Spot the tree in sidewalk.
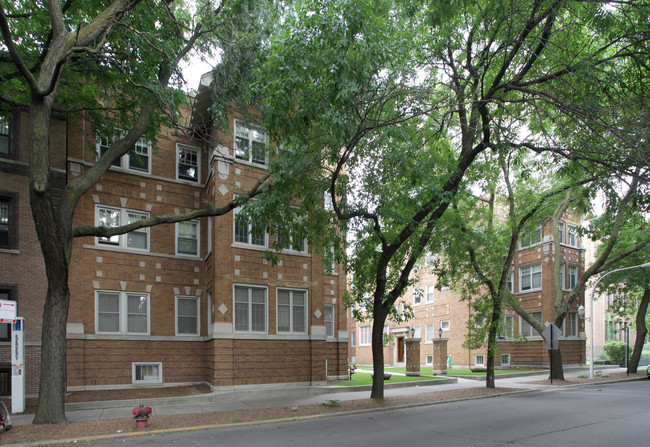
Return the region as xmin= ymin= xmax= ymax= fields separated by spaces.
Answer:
xmin=0 ymin=0 xmax=280 ymax=424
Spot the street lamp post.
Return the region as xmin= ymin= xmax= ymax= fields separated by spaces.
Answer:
xmin=580 ymin=262 xmax=650 ymax=380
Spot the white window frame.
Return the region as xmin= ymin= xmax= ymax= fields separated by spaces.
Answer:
xmin=567 ymin=224 xmax=578 ymax=247
xmin=97 ymin=132 xmax=152 ymax=174
xmin=425 ymin=355 xmax=433 ymax=365
xmin=425 ymin=283 xmax=434 ymax=304
xmin=440 ymin=320 xmax=450 ymax=331
xmin=324 ymin=304 xmax=335 ymax=338
xmin=359 ymin=326 xmax=371 ymax=346
xmin=276 ymin=224 xmax=308 ymax=254
xmin=507 ymin=270 xmax=514 ymax=292
xmin=425 ymin=323 xmax=434 ymax=343
xmin=234 ymin=120 xmax=268 ymax=166
xmin=96 ymin=206 xmax=150 ymax=251
xmin=519 ymin=311 xmax=542 ymax=338
xmin=413 ymin=286 xmax=421 ymax=305
xmin=176 ymin=220 xmax=200 ymax=257
xmin=564 ymin=311 xmax=579 ymax=337
xmin=474 ymin=354 xmax=485 ymax=366
xmin=557 ymin=221 xmax=565 ymax=243
xmin=519 ymin=263 xmax=542 ymax=292
xmin=519 ymin=225 xmax=542 ymax=249
xmin=233 ymin=206 xmax=267 ymax=248
xmin=132 ymin=362 xmax=162 ymax=384
xmin=413 ymin=324 xmax=421 ymax=339
xmin=499 ymin=315 xmax=514 ymax=340
xmin=95 ymin=291 xmax=150 ymax=335
xmin=175 ymin=295 xmax=200 ymax=336
xmin=276 ymin=288 xmax=308 ymax=334
xmin=350 ymin=331 xmax=356 ymax=348
xmin=567 ymin=264 xmax=578 ymax=290
xmin=500 ymin=354 xmax=511 ymax=366
xmin=234 ymin=285 xmax=268 ymax=333
xmin=176 ymin=143 xmax=201 ymax=183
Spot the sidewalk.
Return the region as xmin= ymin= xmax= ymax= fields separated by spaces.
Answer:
xmin=9 ymin=366 xmax=630 ymax=426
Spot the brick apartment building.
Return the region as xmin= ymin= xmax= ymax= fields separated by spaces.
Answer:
xmin=1 ymin=78 xmax=348 ymax=396
xmin=349 ymin=217 xmax=586 ymax=370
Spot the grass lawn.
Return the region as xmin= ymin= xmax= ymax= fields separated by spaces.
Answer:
xmin=332 ymin=372 xmax=441 ymax=386
xmin=383 ymin=367 xmax=537 ymax=376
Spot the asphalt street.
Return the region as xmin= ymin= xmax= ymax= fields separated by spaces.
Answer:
xmin=79 ymin=381 xmax=650 ymax=447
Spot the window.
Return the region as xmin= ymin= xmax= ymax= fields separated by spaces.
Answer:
xmin=207 ymin=216 xmax=213 ymax=255
xmin=557 ymin=221 xmax=565 ymax=243
xmin=324 ymin=246 xmax=336 ymax=274
xmin=177 ymin=144 xmax=200 ymax=182
xmin=0 ymin=193 xmax=17 ymax=249
xmin=277 ymin=289 xmax=307 ymax=333
xmin=519 ymin=263 xmax=542 ymax=292
xmin=567 ymin=225 xmax=578 ymax=247
xmin=176 ymin=221 xmax=199 ymax=256
xmin=132 ymin=362 xmax=162 ymax=384
xmin=234 ymin=207 xmax=266 ymax=247
xmin=96 ymin=291 xmax=149 ymax=334
xmin=425 ymin=283 xmax=434 ymax=304
xmin=350 ymin=331 xmax=356 ymax=348
xmin=359 ymin=326 xmax=371 ymax=346
xmin=565 ymin=311 xmax=578 ymax=337
xmin=0 ymin=115 xmax=10 ymax=158
xmin=176 ymin=296 xmax=199 ymax=335
xmin=567 ymin=264 xmax=578 ymax=290
xmin=519 ymin=311 xmax=542 ymax=337
xmin=499 ymin=315 xmax=514 ymax=340
xmin=207 ymin=291 xmax=213 ymax=335
xmin=0 ymin=286 xmax=16 ymax=340
xmin=234 ymin=285 xmax=267 ymax=333
xmin=324 ymin=304 xmax=335 ymax=338
xmin=560 ymin=262 xmax=566 ymax=289
xmin=519 ymin=226 xmax=541 ymax=248
xmin=96 ymin=206 xmax=149 ymax=251
xmin=234 ymin=120 xmax=267 ymax=166
xmin=440 ymin=320 xmax=450 ymax=331
xmin=500 ymin=354 xmax=511 ymax=366
xmin=412 ymin=325 xmax=421 ymax=339
xmin=426 ymin=355 xmax=433 ymax=365
xmin=413 ymin=287 xmax=421 ymax=305
xmin=425 ymin=323 xmax=434 ymax=343
xmin=277 ymin=223 xmax=308 ymax=254
xmin=439 ymin=278 xmax=450 ymax=291
xmin=474 ymin=354 xmax=485 ymax=366
xmin=507 ymin=271 xmax=514 ymax=293
xmin=425 ymin=251 xmax=435 ymax=266
xmin=97 ymin=133 xmax=152 ymax=173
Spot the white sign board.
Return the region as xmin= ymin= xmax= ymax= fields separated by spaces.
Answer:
xmin=0 ymin=299 xmax=17 ymax=323
xmin=542 ymin=323 xmax=562 ymax=350
xmin=12 ymin=317 xmax=25 ymax=413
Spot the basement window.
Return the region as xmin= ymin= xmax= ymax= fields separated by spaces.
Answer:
xmin=132 ymin=362 xmax=162 ymax=384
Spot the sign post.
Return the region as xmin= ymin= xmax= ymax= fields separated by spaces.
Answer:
xmin=11 ymin=317 xmax=24 ymax=413
xmin=542 ymin=323 xmax=562 ymax=385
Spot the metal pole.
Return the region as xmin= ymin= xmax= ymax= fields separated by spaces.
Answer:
xmin=625 ymin=323 xmax=629 ymax=377
xmin=588 ymin=262 xmax=650 ymax=380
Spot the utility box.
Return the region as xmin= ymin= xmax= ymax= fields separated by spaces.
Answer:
xmin=11 ymin=317 xmax=24 ymax=413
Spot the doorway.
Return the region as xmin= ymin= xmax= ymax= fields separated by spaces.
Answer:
xmin=396 ymin=336 xmax=405 ymax=363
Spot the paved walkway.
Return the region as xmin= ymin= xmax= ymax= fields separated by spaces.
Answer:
xmin=9 ymin=366 xmax=634 ymax=426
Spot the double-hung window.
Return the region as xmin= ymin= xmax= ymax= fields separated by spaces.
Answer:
xmin=567 ymin=264 xmax=578 ymax=290
xmin=425 ymin=323 xmax=434 ymax=343
xmin=234 ymin=285 xmax=267 ymax=333
xmin=96 ymin=206 xmax=149 ymax=251
xmin=0 ymin=194 xmax=17 ymax=249
xmin=499 ymin=315 xmax=514 ymax=340
xmin=413 ymin=287 xmax=421 ymax=305
xmin=519 ymin=263 xmax=542 ymax=292
xmin=557 ymin=221 xmax=565 ymax=243
xmin=277 ymin=289 xmax=307 ymax=334
xmin=176 ymin=221 xmax=199 ymax=256
xmin=565 ymin=311 xmax=578 ymax=337
xmin=519 ymin=311 xmax=542 ymax=337
xmin=96 ymin=291 xmax=149 ymax=334
xmin=359 ymin=326 xmax=371 ymax=346
xmin=519 ymin=226 xmax=541 ymax=248
xmin=425 ymin=283 xmax=434 ymax=304
xmin=0 ymin=115 xmax=10 ymax=158
xmin=97 ymin=133 xmax=152 ymax=174
xmin=324 ymin=304 xmax=335 ymax=338
xmin=277 ymin=227 xmax=308 ymax=254
xmin=177 ymin=144 xmax=200 ymax=183
xmin=567 ymin=225 xmax=578 ymax=247
xmin=507 ymin=271 xmax=514 ymax=292
xmin=234 ymin=207 xmax=266 ymax=247
xmin=176 ymin=296 xmax=199 ymax=335
xmin=234 ymin=120 xmax=267 ymax=166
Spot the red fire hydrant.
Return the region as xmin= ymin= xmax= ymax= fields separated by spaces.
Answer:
xmin=132 ymin=404 xmax=152 ymax=429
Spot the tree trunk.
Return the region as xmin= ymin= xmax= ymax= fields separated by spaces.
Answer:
xmin=548 ymin=348 xmax=564 ymax=380
xmin=485 ymin=296 xmax=502 ymax=389
xmin=370 ymin=316 xmax=387 ymax=399
xmin=629 ymin=288 xmax=650 ymax=374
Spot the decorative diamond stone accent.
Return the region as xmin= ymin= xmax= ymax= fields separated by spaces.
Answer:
xmin=218 ymin=304 xmax=228 ymax=315
xmin=219 ymin=184 xmax=229 ymax=196
xmin=314 ymin=309 xmax=322 ymax=319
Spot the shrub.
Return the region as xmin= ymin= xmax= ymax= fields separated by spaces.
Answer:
xmin=604 ymin=342 xmax=632 ymax=367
